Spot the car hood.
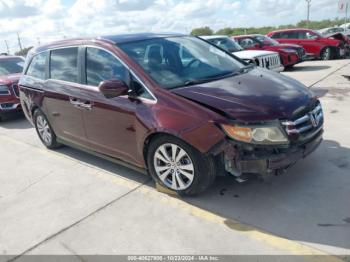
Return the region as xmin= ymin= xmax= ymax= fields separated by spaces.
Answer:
xmin=0 ymin=73 xmax=21 ymax=85
xmin=234 ymin=50 xmax=277 ymax=59
xmin=171 ymin=68 xmax=316 ymax=122
xmin=326 ymin=33 xmax=350 ymax=43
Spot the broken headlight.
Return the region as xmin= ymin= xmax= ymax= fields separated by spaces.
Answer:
xmin=221 ymin=124 xmax=289 ymax=145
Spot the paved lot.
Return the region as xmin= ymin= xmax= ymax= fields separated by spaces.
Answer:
xmin=0 ymin=59 xmax=350 ymax=260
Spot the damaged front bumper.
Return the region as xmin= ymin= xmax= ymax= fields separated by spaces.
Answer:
xmin=216 ymin=130 xmax=323 ymax=178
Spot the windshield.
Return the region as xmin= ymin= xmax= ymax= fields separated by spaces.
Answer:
xmin=311 ymin=30 xmax=323 ymax=38
xmin=0 ymin=58 xmax=24 ymax=76
xmin=206 ymin=37 xmax=243 ymax=53
xmin=118 ymin=36 xmax=244 ymax=89
xmin=254 ymin=35 xmax=280 ymax=46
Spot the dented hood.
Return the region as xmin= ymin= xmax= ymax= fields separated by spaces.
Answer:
xmin=171 ymin=68 xmax=316 ymax=122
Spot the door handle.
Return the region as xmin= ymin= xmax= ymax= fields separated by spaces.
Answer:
xmin=69 ymin=97 xmax=93 ymax=110
xmin=69 ymin=97 xmax=80 ymax=106
xmin=77 ymin=101 xmax=93 ymax=110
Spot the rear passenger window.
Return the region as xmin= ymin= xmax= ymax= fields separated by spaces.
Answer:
xmin=270 ymin=33 xmax=281 ymax=39
xmin=86 ymin=47 xmax=128 ymax=86
xmin=50 ymin=47 xmax=78 ymax=83
xmin=26 ymin=53 xmax=46 ymax=79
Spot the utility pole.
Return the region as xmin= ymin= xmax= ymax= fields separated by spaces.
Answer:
xmin=306 ymin=0 xmax=312 ymax=28
xmin=346 ymin=2 xmax=349 ymax=26
xmin=17 ymin=32 xmax=23 ymax=52
xmin=4 ymin=40 xmax=10 ymax=54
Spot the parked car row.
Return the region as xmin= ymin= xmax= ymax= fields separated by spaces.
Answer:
xmin=267 ymin=28 xmax=347 ymax=60
xmin=200 ymin=35 xmax=284 ymax=72
xmin=198 ymin=28 xmax=348 ymax=77
xmin=0 ymin=33 xmax=325 ymax=195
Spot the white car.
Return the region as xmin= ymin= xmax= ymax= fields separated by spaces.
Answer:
xmin=318 ymin=27 xmax=350 ymax=37
xmin=200 ymin=35 xmax=284 ymax=72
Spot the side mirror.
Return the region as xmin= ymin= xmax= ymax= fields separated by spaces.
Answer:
xmin=98 ymin=79 xmax=129 ymax=99
xmin=262 ymin=40 xmax=271 ymax=46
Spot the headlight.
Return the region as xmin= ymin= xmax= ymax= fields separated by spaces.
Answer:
xmin=0 ymin=85 xmax=9 ymax=95
xmin=281 ymin=48 xmax=297 ymax=53
xmin=221 ymin=124 xmax=288 ymax=145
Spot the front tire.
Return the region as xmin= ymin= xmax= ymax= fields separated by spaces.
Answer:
xmin=147 ymin=135 xmax=216 ymax=196
xmin=33 ymin=109 xmax=61 ymax=149
xmin=320 ymin=47 xmax=332 ymax=60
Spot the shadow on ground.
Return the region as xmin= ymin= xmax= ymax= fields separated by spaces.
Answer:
xmin=48 ymin=138 xmax=350 ymax=252
xmin=287 ymin=65 xmax=331 ymax=72
xmin=0 ymin=114 xmax=31 ymax=129
xmin=2 ymin=118 xmax=350 ymax=252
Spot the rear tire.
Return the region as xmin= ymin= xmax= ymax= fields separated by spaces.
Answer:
xmin=320 ymin=47 xmax=332 ymax=60
xmin=147 ymin=135 xmax=216 ymax=196
xmin=33 ymin=109 xmax=61 ymax=149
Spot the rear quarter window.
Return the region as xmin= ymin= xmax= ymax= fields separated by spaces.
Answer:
xmin=270 ymin=32 xmax=281 ymax=39
xmin=25 ymin=53 xmax=46 ymax=79
xmin=50 ymin=47 xmax=79 ymax=83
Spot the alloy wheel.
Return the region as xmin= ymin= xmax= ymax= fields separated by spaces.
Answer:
xmin=36 ymin=115 xmax=52 ymax=145
xmin=322 ymin=48 xmax=331 ymax=60
xmin=153 ymin=143 xmax=194 ymax=190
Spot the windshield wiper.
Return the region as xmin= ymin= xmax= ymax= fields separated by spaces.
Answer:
xmin=182 ymin=71 xmax=241 ymax=87
xmin=239 ymin=64 xmax=255 ymax=73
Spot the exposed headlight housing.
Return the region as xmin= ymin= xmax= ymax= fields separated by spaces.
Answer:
xmin=0 ymin=85 xmax=10 ymax=95
xmin=281 ymin=48 xmax=297 ymax=53
xmin=221 ymin=124 xmax=289 ymax=145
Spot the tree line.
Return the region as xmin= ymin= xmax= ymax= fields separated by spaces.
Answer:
xmin=190 ymin=18 xmax=346 ymax=36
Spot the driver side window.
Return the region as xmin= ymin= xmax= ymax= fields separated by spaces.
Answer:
xmin=86 ymin=47 xmax=128 ymax=86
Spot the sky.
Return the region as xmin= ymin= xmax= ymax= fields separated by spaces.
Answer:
xmin=0 ymin=0 xmax=345 ymax=53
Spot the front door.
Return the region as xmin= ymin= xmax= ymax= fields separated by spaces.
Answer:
xmin=80 ymin=47 xmax=145 ymax=166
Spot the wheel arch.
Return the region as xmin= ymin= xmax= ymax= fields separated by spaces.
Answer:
xmin=141 ymin=123 xmax=225 ymax=167
xmin=320 ymin=46 xmax=335 ymax=59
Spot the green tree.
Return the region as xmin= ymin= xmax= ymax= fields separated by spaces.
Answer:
xmin=215 ymin=27 xmax=235 ymax=35
xmin=190 ymin=26 xmax=214 ymax=36
xmin=15 ymin=46 xmax=33 ymax=57
xmin=191 ymin=17 xmax=345 ymax=37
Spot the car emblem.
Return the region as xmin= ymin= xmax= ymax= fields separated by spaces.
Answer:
xmin=309 ymin=112 xmax=319 ymax=127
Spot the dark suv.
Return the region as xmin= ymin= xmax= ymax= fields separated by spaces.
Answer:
xmin=19 ymin=33 xmax=324 ymax=195
xmin=0 ymin=56 xmax=25 ymax=120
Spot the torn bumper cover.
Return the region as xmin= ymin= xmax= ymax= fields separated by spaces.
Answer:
xmin=220 ymin=130 xmax=323 ymax=176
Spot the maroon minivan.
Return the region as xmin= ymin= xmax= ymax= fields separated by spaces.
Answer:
xmin=19 ymin=33 xmax=324 ymax=195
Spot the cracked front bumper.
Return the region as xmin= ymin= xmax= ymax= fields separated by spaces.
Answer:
xmin=222 ymin=130 xmax=323 ymax=176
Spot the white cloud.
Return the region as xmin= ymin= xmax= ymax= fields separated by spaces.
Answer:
xmin=0 ymin=0 xmax=342 ymax=54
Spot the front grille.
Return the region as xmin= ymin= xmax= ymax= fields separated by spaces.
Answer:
xmin=257 ymin=54 xmax=281 ymax=69
xmin=282 ymin=102 xmax=323 ymax=140
xmin=12 ymin=83 xmax=19 ymax=98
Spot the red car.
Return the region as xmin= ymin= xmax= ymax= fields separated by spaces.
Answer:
xmin=267 ymin=29 xmax=345 ymax=60
xmin=19 ymin=34 xmax=323 ymax=195
xmin=0 ymin=55 xmax=24 ymax=121
xmin=326 ymin=32 xmax=350 ymax=56
xmin=233 ymin=34 xmax=304 ymax=68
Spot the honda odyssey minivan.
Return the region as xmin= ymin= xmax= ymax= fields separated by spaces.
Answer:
xmin=19 ymin=33 xmax=324 ymax=195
